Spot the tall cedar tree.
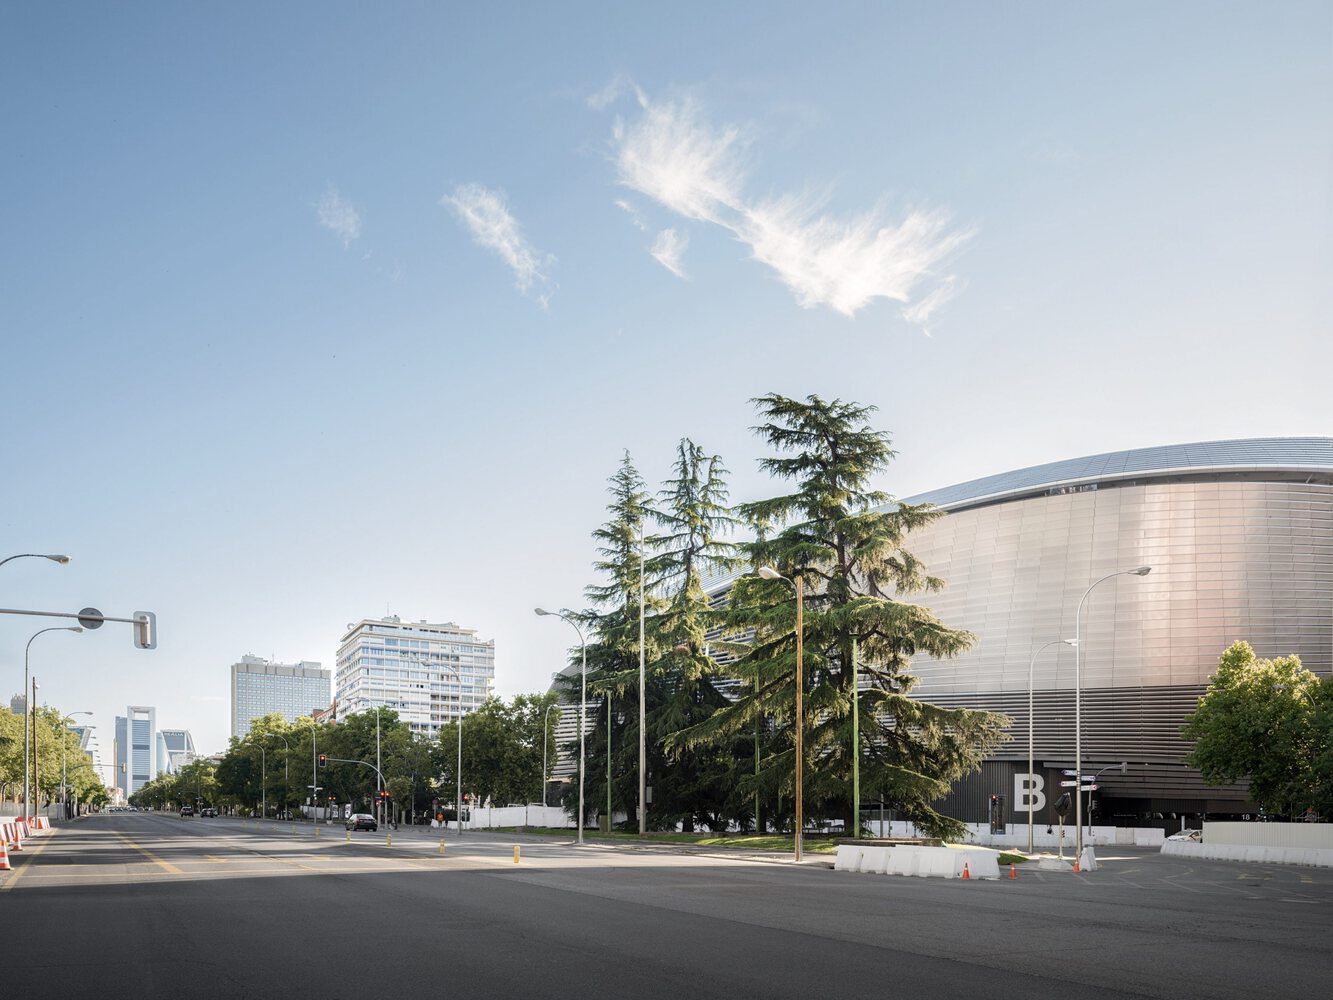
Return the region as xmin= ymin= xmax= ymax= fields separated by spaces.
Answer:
xmin=676 ymin=394 xmax=1009 ymax=839
xmin=640 ymin=440 xmax=747 ymax=831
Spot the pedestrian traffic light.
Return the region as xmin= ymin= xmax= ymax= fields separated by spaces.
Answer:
xmin=318 ymin=754 xmax=327 ymax=768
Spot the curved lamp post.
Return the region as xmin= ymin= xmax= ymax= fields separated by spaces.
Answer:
xmin=1074 ymin=566 xmax=1151 ymax=858
xmin=1026 ymin=639 xmax=1076 ymax=852
xmin=757 ymin=566 xmax=805 ymax=863
xmin=23 ymin=625 xmax=82 ymax=822
xmin=542 ymin=703 xmax=559 ymax=807
xmin=0 ymin=553 xmax=70 ymax=569
xmin=536 ymin=608 xmax=587 ymax=845
xmin=61 ymin=712 xmax=94 ymax=817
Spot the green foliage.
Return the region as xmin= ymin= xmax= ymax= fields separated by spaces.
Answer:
xmin=1183 ymin=641 xmax=1332 ymax=818
xmin=673 ymin=394 xmax=1008 ymax=839
xmin=0 ymin=705 xmax=105 ymax=810
xmin=436 ymin=693 xmax=557 ymax=808
xmin=130 ymin=758 xmax=218 ymax=811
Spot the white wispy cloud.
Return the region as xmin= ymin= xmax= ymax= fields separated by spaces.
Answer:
xmin=900 ymin=275 xmax=961 ymax=336
xmin=587 ymin=71 xmax=645 ymax=111
xmin=317 ymin=183 xmax=362 ymax=248
xmin=442 ymin=182 xmax=553 ymax=306
xmin=650 ymin=228 xmax=688 ymax=279
xmin=614 ymin=199 xmax=648 ymax=231
xmin=604 ymin=88 xmax=971 ymax=321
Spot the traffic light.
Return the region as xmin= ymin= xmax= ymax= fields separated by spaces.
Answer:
xmin=318 ymin=754 xmax=327 ymax=768
xmin=462 ymin=793 xmax=470 ymax=804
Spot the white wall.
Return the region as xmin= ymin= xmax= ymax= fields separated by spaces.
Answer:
xmin=863 ymin=819 xmax=1163 ymax=848
xmin=1203 ymin=822 xmax=1333 ymax=849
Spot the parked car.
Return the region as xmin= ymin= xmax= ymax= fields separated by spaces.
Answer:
xmin=346 ymin=813 xmax=377 ymax=832
xmin=1166 ymin=829 xmax=1201 ymax=842
xmin=179 ymin=805 xmax=195 ymax=817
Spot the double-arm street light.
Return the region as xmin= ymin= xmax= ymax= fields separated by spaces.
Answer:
xmin=1026 ymin=639 xmax=1076 ymax=852
xmin=535 ymin=608 xmax=586 ymax=845
xmin=61 ymin=712 xmax=94 ymax=817
xmin=1074 ymin=566 xmax=1151 ymax=858
xmin=260 ymin=733 xmax=290 ymax=816
xmin=757 ymin=566 xmax=805 ymax=863
xmin=23 ymin=626 xmax=82 ymax=822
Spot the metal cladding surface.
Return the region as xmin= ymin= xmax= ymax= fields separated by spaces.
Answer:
xmin=896 ymin=437 xmax=1333 ymax=809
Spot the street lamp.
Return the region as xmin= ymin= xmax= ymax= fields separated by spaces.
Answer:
xmin=1026 ymin=640 xmax=1076 ymax=852
xmin=61 ymin=713 xmax=94 ymax=818
xmin=23 ymin=625 xmax=82 ymax=822
xmin=260 ymin=733 xmax=290 ymax=818
xmin=1085 ymin=762 xmax=1128 ymax=836
xmin=0 ymin=552 xmax=70 ymax=568
xmin=1074 ymin=566 xmax=1151 ymax=858
xmin=542 ymin=703 xmax=559 ymax=807
xmin=536 ymin=608 xmax=587 ymax=845
xmin=757 ymin=566 xmax=805 ymax=863
xmin=247 ymin=740 xmax=267 ymax=819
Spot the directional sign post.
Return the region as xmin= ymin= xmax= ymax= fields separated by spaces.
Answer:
xmin=1060 ymin=781 xmax=1099 ymax=789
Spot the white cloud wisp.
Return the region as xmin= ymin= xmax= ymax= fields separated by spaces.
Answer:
xmin=606 ymin=91 xmax=971 ymax=321
xmin=650 ymin=228 xmax=689 ymax=279
xmin=443 ymin=183 xmax=553 ymax=306
xmin=317 ymin=184 xmax=362 ymax=248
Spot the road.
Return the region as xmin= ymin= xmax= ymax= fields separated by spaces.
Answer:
xmin=2 ymin=813 xmax=1328 ymax=998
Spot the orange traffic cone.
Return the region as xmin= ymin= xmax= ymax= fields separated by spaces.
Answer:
xmin=962 ymin=862 xmax=970 ymax=880
xmin=1009 ymin=863 xmax=1017 ymax=879
xmin=1073 ymin=856 xmax=1080 ymax=872
xmin=0 ymin=839 xmax=11 ymax=871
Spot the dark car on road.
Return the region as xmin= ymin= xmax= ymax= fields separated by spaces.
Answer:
xmin=200 ymin=807 xmax=217 ymax=817
xmin=179 ymin=806 xmax=194 ymax=817
xmin=346 ymin=813 xmax=377 ymax=832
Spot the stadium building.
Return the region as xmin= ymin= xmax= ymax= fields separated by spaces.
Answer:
xmin=887 ymin=437 xmax=1332 ymax=829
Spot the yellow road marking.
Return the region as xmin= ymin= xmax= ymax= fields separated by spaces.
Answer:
xmin=1 ymin=828 xmax=57 ymax=892
xmin=114 ymin=832 xmax=182 ymax=875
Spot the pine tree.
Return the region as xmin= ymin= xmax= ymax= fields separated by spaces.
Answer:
xmin=641 ymin=439 xmax=746 ymax=831
xmin=677 ymin=394 xmax=1009 ymax=839
xmin=557 ymin=452 xmax=661 ymax=828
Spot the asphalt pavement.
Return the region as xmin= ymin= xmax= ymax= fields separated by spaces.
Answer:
xmin=2 ymin=813 xmax=1328 ymax=999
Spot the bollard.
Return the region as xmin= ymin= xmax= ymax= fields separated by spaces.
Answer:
xmin=315 ymin=826 xmax=321 ymax=838
xmin=346 ymin=830 xmax=351 ymax=843
xmin=387 ymin=833 xmax=392 ymax=847
xmin=439 ymin=840 xmax=445 ymax=857
xmin=514 ymin=845 xmax=521 ymax=864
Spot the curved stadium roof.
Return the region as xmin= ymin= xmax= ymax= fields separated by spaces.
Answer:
xmin=900 ymin=437 xmax=1333 ymax=512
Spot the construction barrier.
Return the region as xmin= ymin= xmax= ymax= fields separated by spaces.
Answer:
xmin=833 ymin=844 xmax=1001 ymax=880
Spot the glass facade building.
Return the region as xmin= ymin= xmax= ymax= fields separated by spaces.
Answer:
xmin=114 ymin=706 xmax=157 ymax=796
xmin=335 ymin=616 xmax=495 ymax=737
xmin=230 ymin=655 xmax=330 ymax=738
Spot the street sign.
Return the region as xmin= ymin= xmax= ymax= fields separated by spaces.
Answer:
xmin=1060 ymin=781 xmax=1100 ymax=789
xmin=1062 ymin=771 xmax=1099 ymax=779
xmin=78 ymin=607 xmax=105 ymax=630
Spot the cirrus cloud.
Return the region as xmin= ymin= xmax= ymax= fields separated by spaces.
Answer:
xmin=443 ymin=183 xmax=554 ymax=307
xmin=604 ymin=88 xmax=971 ymax=324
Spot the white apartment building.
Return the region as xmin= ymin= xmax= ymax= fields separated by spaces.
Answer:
xmin=230 ymin=655 xmax=331 ymax=738
xmin=335 ymin=616 xmax=495 ymax=737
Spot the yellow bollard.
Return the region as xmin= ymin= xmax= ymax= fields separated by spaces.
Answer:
xmin=439 ymin=840 xmax=445 ymax=856
xmin=386 ymin=832 xmax=392 ymax=847
xmin=345 ymin=830 xmax=351 ymax=843
xmin=315 ymin=826 xmax=321 ymax=838
xmin=514 ymin=845 xmax=520 ymax=864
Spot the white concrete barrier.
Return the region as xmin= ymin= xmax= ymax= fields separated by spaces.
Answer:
xmin=834 ymin=845 xmax=863 ymax=872
xmin=887 ymin=847 xmax=920 ymax=876
xmin=861 ymin=846 xmax=891 ymax=874
xmin=956 ymin=849 xmax=1001 ymax=880
xmin=1133 ymin=828 xmax=1165 ymax=847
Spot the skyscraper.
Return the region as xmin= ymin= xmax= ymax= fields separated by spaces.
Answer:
xmin=335 ymin=616 xmax=495 ymax=737
xmin=230 ymin=655 xmax=330 ymax=738
xmin=114 ymin=706 xmax=157 ymax=796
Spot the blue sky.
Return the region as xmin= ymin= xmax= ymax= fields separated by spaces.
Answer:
xmin=2 ymin=2 xmax=1329 ymax=759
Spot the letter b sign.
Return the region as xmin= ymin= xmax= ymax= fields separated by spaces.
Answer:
xmin=1015 ymin=772 xmax=1046 ymax=813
